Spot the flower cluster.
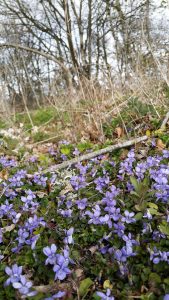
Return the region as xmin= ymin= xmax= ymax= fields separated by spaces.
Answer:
xmin=1 ymin=144 xmax=169 ymax=299
xmin=43 ymin=244 xmax=71 ymax=280
xmin=5 ymin=264 xmax=37 ymax=297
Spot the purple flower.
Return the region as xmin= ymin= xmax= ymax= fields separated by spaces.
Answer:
xmin=59 ymin=140 xmax=69 ymax=145
xmin=33 ymin=174 xmax=48 ymax=187
xmin=25 ymin=215 xmax=46 ymax=232
xmin=4 ymin=264 xmax=23 ymax=286
xmin=149 ymin=248 xmax=169 ymax=264
xmin=5 ymin=188 xmax=17 ymax=199
xmin=44 ymin=291 xmax=66 ymax=300
xmin=85 ymin=205 xmax=102 ymax=225
xmin=143 ymin=210 xmax=152 ymax=220
xmin=135 ymin=162 xmax=147 ymax=179
xmin=0 ymin=200 xmax=14 ymax=218
xmin=163 ymin=150 xmax=169 ymax=158
xmin=73 ymin=148 xmax=80 ymax=156
xmin=76 ymin=198 xmax=88 ymax=210
xmin=164 ymin=294 xmax=169 ymax=300
xmin=121 ymin=211 xmax=135 ymax=224
xmin=113 ymin=222 xmax=125 ymax=237
xmin=96 ymin=288 xmax=114 ymax=300
xmin=64 ymin=227 xmax=74 ymax=244
xmin=9 ymin=170 xmax=26 ymax=187
xmin=119 ymin=150 xmax=135 ymax=177
xmin=104 ymin=206 xmax=121 ymax=222
xmin=26 ymin=234 xmax=40 ymax=250
xmin=21 ymin=190 xmax=38 ymax=212
xmin=53 ymin=255 xmax=71 ymax=280
xmin=101 ymin=190 xmax=117 ymax=207
xmin=16 ymin=228 xmax=29 ymax=245
xmin=94 ymin=176 xmax=110 ymax=192
xmin=13 ymin=275 xmax=37 ymax=296
xmin=60 ymin=154 xmax=67 ymax=161
xmin=0 ymin=156 xmax=17 ymax=168
xmin=28 ymin=156 xmax=38 ymax=163
xmin=76 ymin=163 xmax=88 ymax=175
xmin=59 ymin=209 xmax=72 ymax=218
xmin=70 ymin=175 xmax=87 ymax=191
xmin=48 ymin=148 xmax=57 ymax=156
xmin=21 ymin=190 xmax=36 ymax=203
xmin=43 ymin=244 xmax=57 ymax=265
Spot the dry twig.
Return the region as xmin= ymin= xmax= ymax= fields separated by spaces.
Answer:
xmin=44 ymin=135 xmax=148 ymax=173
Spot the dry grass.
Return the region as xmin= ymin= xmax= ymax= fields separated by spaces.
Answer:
xmin=0 ymin=71 xmax=169 ymax=144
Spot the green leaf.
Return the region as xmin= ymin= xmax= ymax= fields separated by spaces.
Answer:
xmin=149 ymin=272 xmax=161 ymax=284
xmin=60 ymin=147 xmax=70 ymax=155
xmin=164 ymin=278 xmax=169 ymax=285
xmin=135 ymin=212 xmax=143 ymax=221
xmin=130 ymin=176 xmax=139 ymax=191
xmin=92 ymin=293 xmax=101 ymax=300
xmin=147 ymin=203 xmax=158 ymax=210
xmin=159 ymin=222 xmax=169 ymax=236
xmin=79 ymin=278 xmax=93 ymax=296
xmin=130 ymin=191 xmax=139 ymax=197
xmin=148 ymin=208 xmax=161 ymax=216
xmin=135 ymin=202 xmax=147 ymax=212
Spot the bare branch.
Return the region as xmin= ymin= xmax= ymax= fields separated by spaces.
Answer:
xmin=44 ymin=135 xmax=148 ymax=173
xmin=0 ymin=43 xmax=72 ymax=86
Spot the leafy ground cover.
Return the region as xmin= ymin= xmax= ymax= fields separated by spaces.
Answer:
xmin=0 ymin=134 xmax=169 ymax=300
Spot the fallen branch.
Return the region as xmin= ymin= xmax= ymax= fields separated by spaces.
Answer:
xmin=160 ymin=111 xmax=169 ymax=129
xmin=44 ymin=135 xmax=148 ymax=173
xmin=32 ymin=134 xmax=61 ymax=146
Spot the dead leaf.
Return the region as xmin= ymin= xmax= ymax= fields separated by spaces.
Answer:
xmin=89 ymin=245 xmax=98 ymax=254
xmin=36 ymin=191 xmax=48 ymax=198
xmin=60 ymin=182 xmax=74 ymax=196
xmin=120 ymin=149 xmax=128 ymax=160
xmin=156 ymin=139 xmax=165 ymax=151
xmin=75 ymin=268 xmax=83 ymax=278
xmin=2 ymin=224 xmax=15 ymax=233
xmin=115 ymin=127 xmax=123 ymax=138
xmin=0 ymin=169 xmax=9 ymax=180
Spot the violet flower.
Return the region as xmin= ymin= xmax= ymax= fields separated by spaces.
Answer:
xmin=43 ymin=244 xmax=57 ymax=265
xmin=13 ymin=275 xmax=37 ymax=297
xmin=64 ymin=227 xmax=74 ymax=244
xmin=44 ymin=291 xmax=66 ymax=299
xmin=4 ymin=264 xmax=22 ymax=286
xmin=53 ymin=254 xmax=71 ymax=280
xmin=76 ymin=198 xmax=88 ymax=210
xmin=96 ymin=288 xmax=114 ymax=300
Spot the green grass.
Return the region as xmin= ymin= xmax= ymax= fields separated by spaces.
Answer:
xmin=14 ymin=107 xmax=58 ymax=130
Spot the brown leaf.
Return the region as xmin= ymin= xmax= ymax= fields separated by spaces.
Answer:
xmin=75 ymin=268 xmax=83 ymax=278
xmin=2 ymin=224 xmax=15 ymax=233
xmin=36 ymin=191 xmax=48 ymax=198
xmin=89 ymin=245 xmax=98 ymax=254
xmin=156 ymin=139 xmax=165 ymax=151
xmin=0 ymin=169 xmax=9 ymax=180
xmin=60 ymin=182 xmax=74 ymax=196
xmin=115 ymin=127 xmax=123 ymax=138
xmin=120 ymin=149 xmax=128 ymax=160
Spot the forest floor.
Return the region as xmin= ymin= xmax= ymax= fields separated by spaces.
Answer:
xmin=0 ymin=100 xmax=169 ymax=300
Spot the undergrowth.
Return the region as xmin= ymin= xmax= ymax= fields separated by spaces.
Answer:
xmin=0 ymin=98 xmax=169 ymax=300
xmin=0 ymin=134 xmax=169 ymax=299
